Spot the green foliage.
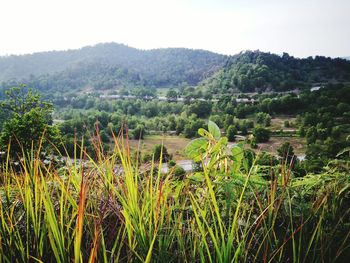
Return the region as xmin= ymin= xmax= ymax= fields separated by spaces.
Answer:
xmin=250 ymin=138 xmax=258 ymax=149
xmin=0 ymin=43 xmax=226 ymax=91
xmin=277 ymin=141 xmax=296 ymax=163
xmin=204 ymin=50 xmax=350 ymax=93
xmin=166 ymin=88 xmax=178 ymax=100
xmin=253 ymin=126 xmax=270 ymax=143
xmin=255 ymin=112 xmax=265 ymax=124
xmin=226 ymin=125 xmax=237 ymax=142
xmin=184 ymin=120 xmax=350 ymax=262
xmin=0 ymin=86 xmax=60 ymax=158
xmin=186 ymin=100 xmax=212 ymax=118
xmin=208 ymin=120 xmax=221 ymax=140
xmin=132 ymin=124 xmax=145 ymax=140
xmin=153 ymin=144 xmax=170 ymax=162
xmin=256 ymin=151 xmax=278 ymax=166
xmin=172 ymin=165 xmax=186 ymax=179
xmin=0 ymin=124 xmax=349 ymax=262
xmin=183 ymin=118 xmax=206 ymax=138
xmin=168 ymin=159 xmax=176 ymax=167
xmin=264 ymin=113 xmax=271 ymax=126
xmin=256 ymin=112 xmax=271 ymax=127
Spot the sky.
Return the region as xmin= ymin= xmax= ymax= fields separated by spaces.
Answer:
xmin=0 ymin=0 xmax=349 ymax=58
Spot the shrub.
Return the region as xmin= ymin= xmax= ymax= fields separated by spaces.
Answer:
xmin=253 ymin=126 xmax=270 ymax=143
xmin=168 ymin=159 xmax=176 ymax=167
xmin=132 ymin=125 xmax=145 ymax=140
xmin=173 ymin=165 xmax=186 ymax=179
xmin=226 ymin=125 xmax=237 ymax=142
xmin=153 ymin=144 xmax=170 ymax=162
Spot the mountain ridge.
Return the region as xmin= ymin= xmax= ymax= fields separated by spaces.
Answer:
xmin=0 ymin=43 xmax=227 ymax=86
xmin=1 ymin=43 xmax=350 ymax=94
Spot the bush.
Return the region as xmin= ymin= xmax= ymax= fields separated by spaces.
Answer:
xmin=142 ymin=153 xmax=152 ymax=163
xmin=256 ymin=112 xmax=271 ymax=127
xmin=226 ymin=125 xmax=237 ymax=142
xmin=256 ymin=151 xmax=278 ymax=166
xmin=250 ymin=139 xmax=258 ymax=149
xmin=173 ymin=165 xmax=186 ymax=179
xmin=132 ymin=125 xmax=145 ymax=140
xmin=168 ymin=159 xmax=176 ymax=167
xmin=183 ymin=119 xmax=206 ymax=138
xmin=253 ymin=127 xmax=270 ymax=143
xmin=277 ymin=142 xmax=296 ymax=164
xmin=153 ymin=144 xmax=170 ymax=162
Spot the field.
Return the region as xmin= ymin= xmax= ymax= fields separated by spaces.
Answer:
xmin=128 ymin=134 xmax=191 ymax=160
xmin=128 ymin=131 xmax=306 ymax=162
xmin=270 ymin=115 xmax=298 ymax=131
xmin=257 ymin=136 xmax=306 ymax=155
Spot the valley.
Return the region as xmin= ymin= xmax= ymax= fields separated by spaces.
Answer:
xmin=0 ymin=43 xmax=349 ymax=262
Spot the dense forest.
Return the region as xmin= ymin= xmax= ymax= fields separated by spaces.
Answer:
xmin=0 ymin=43 xmax=226 ymax=90
xmin=201 ymin=50 xmax=350 ymax=93
xmin=1 ymin=44 xmax=350 ymax=96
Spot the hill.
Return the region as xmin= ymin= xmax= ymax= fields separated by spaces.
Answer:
xmin=0 ymin=43 xmax=227 ymax=91
xmin=200 ymin=50 xmax=350 ymax=93
xmin=2 ymin=46 xmax=350 ymax=95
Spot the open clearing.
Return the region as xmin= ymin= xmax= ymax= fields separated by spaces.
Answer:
xmin=128 ymin=133 xmax=306 ymax=161
xmin=129 ymin=135 xmax=191 ymax=160
xmin=270 ymin=116 xmax=298 ymax=131
xmin=257 ymin=136 xmax=306 ymax=155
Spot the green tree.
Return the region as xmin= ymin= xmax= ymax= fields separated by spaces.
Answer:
xmin=183 ymin=119 xmax=206 ymax=138
xmin=226 ymin=125 xmax=237 ymax=142
xmin=224 ymin=114 xmax=235 ymax=130
xmin=153 ymin=144 xmax=170 ymax=162
xmin=0 ymin=85 xmax=60 ymax=158
xmin=256 ymin=112 xmax=271 ymax=127
xmin=175 ymin=118 xmax=186 ymax=135
xmin=166 ymin=89 xmax=178 ymax=101
xmin=186 ymin=101 xmax=212 ymax=118
xmin=256 ymin=112 xmax=266 ymax=125
xmin=256 ymin=152 xmax=278 ymax=166
xmin=264 ymin=114 xmax=271 ymax=127
xmin=306 ymin=127 xmax=317 ymax=144
xmin=253 ymin=127 xmax=270 ymax=143
xmin=173 ymin=166 xmax=186 ymax=180
xmin=132 ymin=125 xmax=145 ymax=140
xmin=277 ymin=142 xmax=296 ymax=164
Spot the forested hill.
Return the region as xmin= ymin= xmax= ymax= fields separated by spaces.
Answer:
xmin=1 ymin=46 xmax=350 ymax=94
xmin=0 ymin=43 xmax=227 ymax=91
xmin=201 ymin=50 xmax=350 ymax=93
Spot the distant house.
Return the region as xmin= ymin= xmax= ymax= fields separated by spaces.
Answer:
xmin=310 ymin=86 xmax=322 ymax=92
xmin=236 ymin=98 xmax=257 ymax=104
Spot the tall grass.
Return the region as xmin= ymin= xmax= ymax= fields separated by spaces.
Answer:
xmin=0 ymin=129 xmax=349 ymax=262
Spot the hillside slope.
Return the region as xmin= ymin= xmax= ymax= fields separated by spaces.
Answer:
xmin=0 ymin=43 xmax=227 ymax=90
xmin=201 ymin=51 xmax=350 ymax=93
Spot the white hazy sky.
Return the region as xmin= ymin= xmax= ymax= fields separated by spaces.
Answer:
xmin=0 ymin=0 xmax=349 ymax=57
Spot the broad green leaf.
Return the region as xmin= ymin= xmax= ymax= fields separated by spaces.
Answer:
xmin=212 ymin=137 xmax=228 ymax=153
xmin=231 ymin=145 xmax=244 ymax=173
xmin=208 ymin=120 xmax=221 ymax=140
xmin=198 ymin=128 xmax=211 ymax=138
xmin=188 ymin=172 xmax=205 ymax=182
xmin=185 ymin=138 xmax=207 ymax=161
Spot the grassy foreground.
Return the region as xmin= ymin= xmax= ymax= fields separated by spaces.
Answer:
xmin=0 ymin=128 xmax=349 ymax=262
